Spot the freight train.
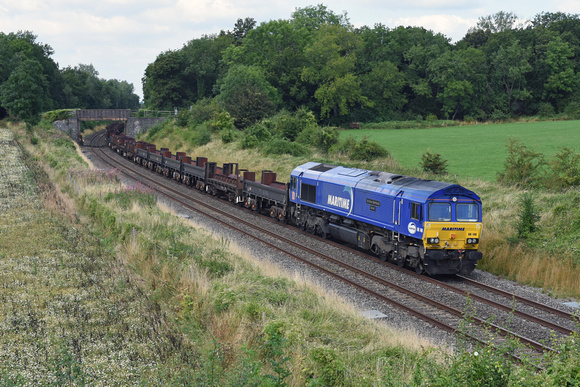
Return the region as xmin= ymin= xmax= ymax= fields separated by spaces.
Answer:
xmin=108 ymin=130 xmax=483 ymax=276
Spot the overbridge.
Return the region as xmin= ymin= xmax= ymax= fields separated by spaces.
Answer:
xmin=53 ymin=109 xmax=167 ymax=143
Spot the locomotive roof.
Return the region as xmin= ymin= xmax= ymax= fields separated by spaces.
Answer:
xmin=292 ymin=162 xmax=480 ymax=202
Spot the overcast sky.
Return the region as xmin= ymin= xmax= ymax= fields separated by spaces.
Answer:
xmin=1 ymin=1 xmax=578 ymax=101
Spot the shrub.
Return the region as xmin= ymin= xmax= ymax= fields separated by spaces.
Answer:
xmin=515 ymin=192 xmax=540 ymax=239
xmin=537 ymin=102 xmax=556 ymax=118
xmin=244 ymin=123 xmax=272 ymax=142
xmin=208 ymin=111 xmax=235 ymax=132
xmin=421 ymin=150 xmax=448 ymax=175
xmin=315 ymin=126 xmax=340 ymax=153
xmin=263 ymin=138 xmax=311 ymax=157
xmin=187 ymin=124 xmax=212 ymax=147
xmin=350 ymin=137 xmax=388 ymax=161
xmin=547 ymin=147 xmax=580 ymax=189
xmin=43 ymin=109 xmax=74 ymax=122
xmin=564 ymin=101 xmax=580 ymax=119
xmin=189 ymin=98 xmax=219 ymax=125
xmin=425 ymin=113 xmax=438 ymax=122
xmin=497 ymin=137 xmax=545 ymax=188
xmin=221 ymin=129 xmax=236 ymax=144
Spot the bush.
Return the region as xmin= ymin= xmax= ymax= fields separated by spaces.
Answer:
xmin=208 ymin=111 xmax=235 ymax=132
xmin=187 ymin=124 xmax=212 ymax=147
xmin=497 ymin=138 xmax=545 ymax=188
xmin=547 ymin=147 xmax=580 ymax=189
xmin=221 ymin=129 xmax=236 ymax=144
xmin=350 ymin=137 xmax=388 ymax=161
xmin=263 ymin=138 xmax=311 ymax=157
xmin=537 ymin=102 xmax=556 ymax=118
xmin=315 ymin=126 xmax=340 ymax=153
xmin=421 ymin=150 xmax=448 ymax=175
xmin=43 ymin=109 xmax=74 ymax=122
xmin=564 ymin=101 xmax=580 ymax=119
xmin=516 ymin=192 xmax=540 ymax=239
xmin=243 ymin=123 xmax=272 ymax=144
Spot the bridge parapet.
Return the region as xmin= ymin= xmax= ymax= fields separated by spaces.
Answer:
xmin=76 ymin=109 xmax=131 ymax=121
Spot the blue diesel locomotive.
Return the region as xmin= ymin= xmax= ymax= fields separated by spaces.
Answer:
xmin=108 ymin=130 xmax=483 ymax=276
xmin=289 ymin=162 xmax=483 ymax=275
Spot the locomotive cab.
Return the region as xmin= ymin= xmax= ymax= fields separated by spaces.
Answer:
xmin=421 ymin=196 xmax=483 ymax=275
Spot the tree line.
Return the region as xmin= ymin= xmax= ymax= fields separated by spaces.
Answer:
xmin=0 ymin=31 xmax=140 ymax=125
xmin=143 ymin=6 xmax=580 ymax=127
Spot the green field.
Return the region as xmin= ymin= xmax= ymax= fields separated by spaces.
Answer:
xmin=340 ymin=120 xmax=580 ymax=181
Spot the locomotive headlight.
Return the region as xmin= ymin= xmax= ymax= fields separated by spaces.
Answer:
xmin=428 ymin=237 xmax=440 ymax=244
xmin=467 ymin=238 xmax=479 ymax=244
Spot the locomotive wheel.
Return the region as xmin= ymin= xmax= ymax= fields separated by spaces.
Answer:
xmin=415 ymin=262 xmax=424 ymax=274
xmin=270 ymin=209 xmax=276 ymax=218
xmin=396 ymin=255 xmax=405 ymax=267
xmin=379 ymin=250 xmax=387 ymax=261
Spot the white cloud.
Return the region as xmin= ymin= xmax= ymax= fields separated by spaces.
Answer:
xmin=394 ymin=14 xmax=477 ymax=41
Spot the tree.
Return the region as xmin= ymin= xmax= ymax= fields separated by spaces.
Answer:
xmin=143 ymin=50 xmax=188 ymax=110
xmin=232 ymin=18 xmax=256 ymax=45
xmin=0 ymin=58 xmax=46 ymax=125
xmin=491 ymin=40 xmax=532 ymax=113
xmin=302 ymin=24 xmax=370 ymax=119
xmin=470 ymin=11 xmax=522 ymax=34
xmin=360 ymin=61 xmax=406 ymax=119
xmin=542 ymin=37 xmax=577 ymax=106
xmin=218 ymin=65 xmax=280 ymax=128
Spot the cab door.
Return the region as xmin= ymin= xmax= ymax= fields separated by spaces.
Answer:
xmin=393 ymin=191 xmax=404 ymax=231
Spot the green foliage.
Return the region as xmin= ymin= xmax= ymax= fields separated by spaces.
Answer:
xmin=0 ymin=58 xmax=45 ymax=125
xmin=538 ymin=102 xmax=556 ymax=117
xmin=43 ymin=109 xmax=74 ymax=122
xmin=186 ymin=123 xmax=212 ymax=147
xmin=547 ymin=147 xmax=580 ymax=189
xmin=564 ymin=101 xmax=580 ymax=119
xmin=308 ymin=348 xmax=347 ymax=386
xmin=262 ymin=320 xmax=291 ymax=386
xmin=208 ymin=111 xmax=235 ymax=132
xmin=221 ymin=129 xmax=236 ymax=144
xmin=497 ymin=138 xmax=545 ymax=188
xmin=349 ymin=137 xmax=388 ymax=161
xmin=240 ymin=123 xmax=272 ymax=149
xmin=421 ymin=150 xmax=448 ymax=175
xmin=314 ymin=126 xmax=339 ymax=152
xmin=515 ymin=192 xmax=540 ymax=240
xmin=263 ymin=138 xmax=311 ymax=157
xmin=268 ymin=109 xmax=317 ymax=141
xmin=218 ymin=65 xmax=280 ymax=129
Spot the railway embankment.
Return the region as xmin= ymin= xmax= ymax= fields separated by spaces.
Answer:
xmin=2 ymin=120 xmax=580 ymax=385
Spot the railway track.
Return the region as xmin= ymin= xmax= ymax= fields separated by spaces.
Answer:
xmin=84 ymin=131 xmax=576 ymax=367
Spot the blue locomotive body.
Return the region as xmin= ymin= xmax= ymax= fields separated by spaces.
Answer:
xmin=290 ymin=162 xmax=483 ymax=275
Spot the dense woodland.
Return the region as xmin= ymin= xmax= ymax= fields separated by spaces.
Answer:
xmin=0 ymin=31 xmax=140 ymax=124
xmin=143 ymin=7 xmax=580 ymax=126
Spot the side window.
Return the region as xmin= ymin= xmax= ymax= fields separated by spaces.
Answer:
xmin=290 ymin=177 xmax=297 ymax=190
xmin=411 ymin=202 xmax=421 ymax=220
